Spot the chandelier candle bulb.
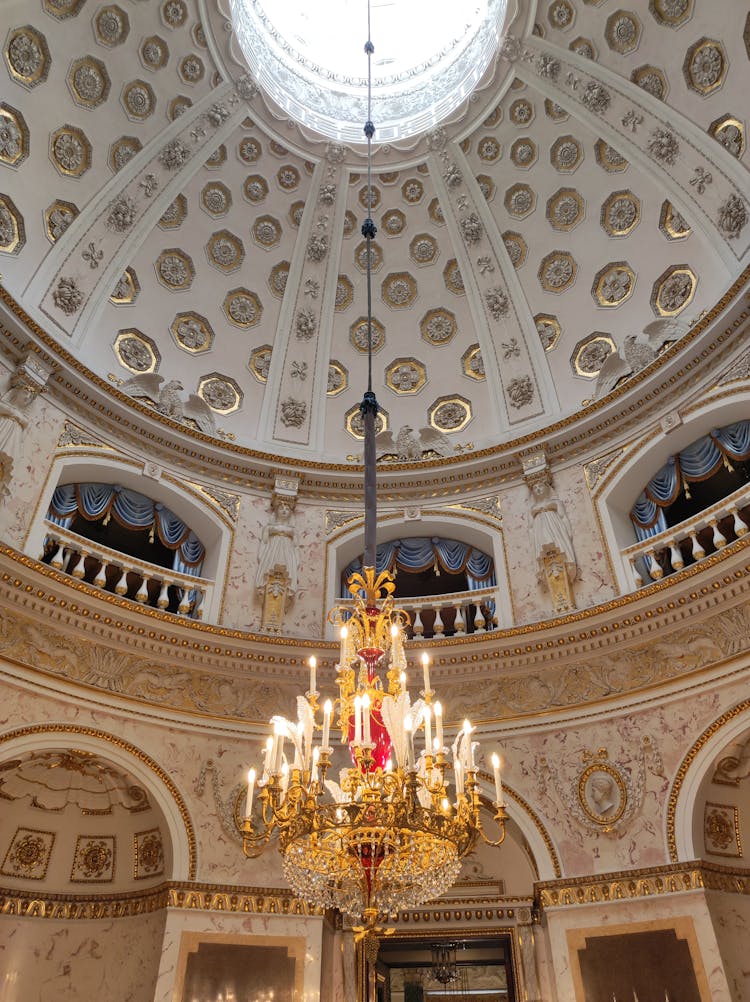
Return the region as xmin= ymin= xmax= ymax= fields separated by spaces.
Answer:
xmin=280 ymin=761 xmax=290 ymax=799
xmin=400 ymin=670 xmax=407 ymax=691
xmin=362 ymin=692 xmax=372 ymax=744
xmin=423 ymin=705 xmax=432 ymax=753
xmin=292 ymin=723 xmax=303 ymax=770
xmin=434 ymin=700 xmax=444 ymax=748
xmin=308 ymin=655 xmax=317 ymax=694
xmin=311 ymin=746 xmax=320 ymax=784
xmin=354 ymin=694 xmax=363 ymax=745
xmin=421 ymin=651 xmax=431 ymax=694
xmin=245 ymin=768 xmax=256 ymax=819
xmin=262 ymin=735 xmax=273 ymax=781
xmin=491 ymin=753 xmax=503 ymax=806
xmin=321 ymin=699 xmax=332 ymax=750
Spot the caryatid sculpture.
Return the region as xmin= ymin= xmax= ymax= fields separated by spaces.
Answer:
xmin=523 ymin=452 xmax=577 ymax=614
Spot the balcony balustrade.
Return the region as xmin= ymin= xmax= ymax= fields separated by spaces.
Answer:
xmin=339 ymin=584 xmax=499 ymax=640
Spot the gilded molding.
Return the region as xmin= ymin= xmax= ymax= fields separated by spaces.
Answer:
xmin=536 ymin=859 xmax=750 ymax=909
xmin=0 ymin=725 xmax=197 ymax=880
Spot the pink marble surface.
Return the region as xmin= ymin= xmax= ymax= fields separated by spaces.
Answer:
xmin=706 ymin=891 xmax=750 ymax=1002
xmin=0 ymin=911 xmax=166 ymax=1002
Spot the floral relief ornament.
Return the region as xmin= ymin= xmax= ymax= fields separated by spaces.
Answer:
xmin=485 ymin=287 xmax=509 ymax=320
xmin=52 ymin=276 xmax=84 ymax=315
xmin=506 ymin=375 xmax=534 ymax=409
xmin=159 ymin=139 xmax=190 ymax=170
xmin=580 ymin=81 xmax=611 ymax=115
xmin=648 ymin=128 xmax=679 ymax=166
xmin=105 ymin=195 xmax=137 ymax=233
xmin=280 ymin=397 xmax=306 ymax=428
xmin=460 ymin=213 xmax=483 ymax=244
xmin=718 ymin=194 xmax=748 ymax=239
xmin=295 ymin=308 xmax=317 ymax=340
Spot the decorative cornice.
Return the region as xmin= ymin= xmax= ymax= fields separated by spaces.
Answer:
xmin=536 ymin=860 xmax=750 ymax=910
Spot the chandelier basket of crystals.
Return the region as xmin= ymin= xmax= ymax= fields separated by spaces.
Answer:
xmin=238 ymin=0 xmax=508 ymax=950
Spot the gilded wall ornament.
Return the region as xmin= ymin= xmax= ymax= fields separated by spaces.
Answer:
xmin=572 ymin=333 xmax=615 ymax=377
xmin=170 ymin=312 xmax=214 ymax=353
xmin=461 ymin=345 xmax=485 ymax=380
xmin=269 ymin=140 xmax=288 ymax=157
xmin=289 ymin=200 xmax=305 ymax=227
xmin=429 ymin=395 xmax=472 ymax=432
xmin=443 ymin=259 xmax=465 ymax=295
xmin=650 ymin=264 xmax=696 ymax=316
xmin=503 ymin=231 xmax=527 ymax=268
xmin=684 ymin=38 xmax=726 ymax=95
xmin=354 ymin=239 xmax=383 ymax=272
xmin=109 ymin=135 xmax=141 ymax=172
xmin=198 ymin=374 xmax=242 ymax=413
xmin=51 ymin=124 xmax=91 ymax=176
xmin=709 ymin=115 xmax=745 ymax=159
xmin=703 ymin=803 xmax=742 ymax=858
xmin=43 ymin=0 xmax=86 ymax=16
xmin=544 ymin=98 xmax=568 ymax=121
xmin=593 ymin=262 xmax=636 ymax=307
xmin=71 ymin=836 xmax=115 ymax=883
xmin=605 ymin=10 xmax=641 ymax=53
xmin=477 ymin=173 xmax=496 ymax=202
xmin=420 ymin=307 xmax=457 ymax=345
xmin=343 ymin=209 xmax=357 ymax=236
xmin=547 ymin=188 xmax=584 ymax=231
xmin=547 ymin=0 xmax=575 ymax=30
xmin=385 ymin=358 xmax=426 ymax=394
xmin=134 ymin=828 xmax=165 ymax=879
xmin=0 ymin=104 xmax=27 ymax=167
xmin=52 ymin=276 xmax=84 ymax=314
xmin=350 ymin=316 xmax=385 ymax=353
xmin=251 ymin=214 xmax=282 ymax=249
xmin=168 ymin=95 xmax=192 ymax=120
xmin=1 ymin=829 xmax=55 ymax=880
xmin=159 ymin=194 xmax=187 ymax=229
xmin=649 ymin=0 xmax=692 ymax=27
xmin=277 ymin=164 xmax=300 ymax=191
xmin=409 ymin=233 xmax=438 ymax=266
xmin=509 ymin=98 xmax=534 ymax=125
xmin=601 ymin=190 xmax=640 ymax=236
xmin=268 ymin=260 xmax=290 ymax=298
xmin=201 ymin=181 xmax=231 ymax=216
xmin=122 ymin=79 xmax=156 ymax=120
xmin=382 ymin=208 xmax=406 ymax=236
xmin=207 ymin=229 xmax=245 ymax=271
xmin=538 ymin=251 xmax=577 ymax=292
xmin=223 ymin=288 xmax=262 ymax=328
xmin=178 ymin=53 xmax=205 ymax=84
xmin=550 ymin=135 xmax=583 ymax=172
xmin=569 ymin=36 xmax=597 ymax=59
xmin=140 ymin=35 xmax=168 ymax=69
xmin=205 ymin=144 xmax=227 ymax=168
xmin=535 ymin=314 xmax=561 ymax=350
xmin=510 ymin=137 xmax=537 ymax=168
xmin=249 ymin=345 xmax=272 ymax=382
xmin=428 ymin=198 xmax=445 ymax=226
xmin=110 ymin=268 xmax=140 ymax=304
xmin=631 ymin=64 xmax=668 ymax=100
xmin=345 ymin=403 xmax=388 ymax=439
xmin=506 ymin=375 xmax=534 ymax=409
xmin=68 ymin=56 xmax=110 ymax=108
xmin=155 ymin=248 xmax=194 ymax=290
xmin=504 ymin=183 xmax=535 ymax=218
xmin=401 ymin=178 xmax=424 ymax=203
xmin=595 ymin=140 xmax=629 ymax=172
xmin=44 ymin=199 xmax=78 ymax=243
xmin=114 ymin=329 xmax=159 ymax=372
xmin=5 ymin=25 xmax=51 ymax=87
xmin=0 ymin=195 xmax=25 ymax=254
xmin=382 ymin=271 xmax=417 ymax=309
xmin=358 ymin=183 xmax=380 ymax=210
xmin=238 ymin=136 xmax=262 ymax=164
xmin=327 ymin=361 xmax=347 ymax=395
xmin=335 ymin=275 xmax=354 ymax=311
xmin=717 ymin=194 xmax=748 ymax=240
xmin=477 ymin=136 xmax=502 ymax=162
xmin=242 ymin=174 xmax=268 ymax=204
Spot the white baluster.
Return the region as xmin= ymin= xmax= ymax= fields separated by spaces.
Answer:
xmin=668 ymin=542 xmax=684 ymax=571
xmin=93 ymin=561 xmax=108 ymax=588
xmin=453 ymin=603 xmax=466 ymax=636
xmin=646 ymin=550 xmax=662 ymax=580
xmin=67 ymin=551 xmax=85 ymax=578
xmin=433 ymin=605 xmax=445 ymax=638
xmin=630 ymin=558 xmax=644 ymax=588
xmin=730 ymin=507 xmax=749 ymax=537
xmin=473 ymin=606 xmax=486 ymax=634
xmin=709 ymin=520 xmax=727 ymax=549
xmin=114 ymin=568 xmax=129 ymax=595
xmin=412 ymin=609 xmax=424 ymax=638
xmin=177 ymin=588 xmax=191 ymax=616
xmin=156 ymin=581 xmax=170 ymax=609
xmin=193 ymin=589 xmax=205 ymax=620
xmin=49 ymin=543 xmax=66 ymax=569
xmin=689 ymin=532 xmax=706 ymax=560
xmin=134 ymin=576 xmax=149 ymax=603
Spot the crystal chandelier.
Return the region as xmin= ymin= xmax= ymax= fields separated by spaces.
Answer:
xmin=431 ymin=943 xmax=460 ymax=985
xmin=238 ymin=0 xmax=508 ymax=946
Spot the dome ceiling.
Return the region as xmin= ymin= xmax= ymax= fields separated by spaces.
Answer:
xmin=0 ymin=0 xmax=748 ymax=463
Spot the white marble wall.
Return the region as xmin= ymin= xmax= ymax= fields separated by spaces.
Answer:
xmin=0 ymin=910 xmax=166 ymax=1002
xmin=706 ymin=891 xmax=750 ymax=1002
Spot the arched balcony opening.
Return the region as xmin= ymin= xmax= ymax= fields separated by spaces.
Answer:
xmin=624 ymin=420 xmax=750 ymax=587
xmin=341 ymin=536 xmax=498 ymax=639
xmin=40 ymin=483 xmax=210 ymax=619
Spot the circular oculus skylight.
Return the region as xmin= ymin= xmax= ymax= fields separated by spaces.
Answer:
xmin=230 ymin=0 xmax=508 ymax=143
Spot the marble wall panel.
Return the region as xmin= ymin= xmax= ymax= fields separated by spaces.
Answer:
xmin=706 ymin=890 xmax=750 ymax=1002
xmin=0 ymin=909 xmax=166 ymax=1002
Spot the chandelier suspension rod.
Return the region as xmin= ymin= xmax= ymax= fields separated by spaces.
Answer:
xmin=360 ymin=0 xmax=378 ymax=569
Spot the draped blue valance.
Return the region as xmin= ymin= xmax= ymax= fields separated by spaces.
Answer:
xmin=631 ymin=420 xmax=750 ymax=539
xmin=342 ymin=537 xmax=495 ymax=595
xmin=47 ymin=483 xmax=205 ymax=573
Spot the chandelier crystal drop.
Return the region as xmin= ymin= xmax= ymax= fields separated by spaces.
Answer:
xmin=238 ymin=0 xmax=507 ymax=942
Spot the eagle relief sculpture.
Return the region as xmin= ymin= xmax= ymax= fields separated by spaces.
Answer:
xmin=120 ymin=374 xmax=216 ymax=435
xmin=375 ymin=424 xmax=453 ymax=463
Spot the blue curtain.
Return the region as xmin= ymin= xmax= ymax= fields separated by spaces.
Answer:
xmin=47 ymin=482 xmax=205 ymax=573
xmin=342 ymin=537 xmax=496 ymax=595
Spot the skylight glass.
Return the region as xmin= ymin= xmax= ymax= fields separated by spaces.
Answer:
xmin=230 ymin=0 xmax=508 ymax=143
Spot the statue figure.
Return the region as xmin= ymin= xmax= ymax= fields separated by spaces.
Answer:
xmin=256 ymin=492 xmax=300 ymax=633
xmin=523 ymin=453 xmax=577 ymax=613
xmin=0 ymin=357 xmax=50 ymax=497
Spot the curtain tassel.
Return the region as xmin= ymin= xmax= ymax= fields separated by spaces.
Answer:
xmin=149 ymin=526 xmax=155 ymax=544
xmin=103 ymin=511 xmax=111 ymax=527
